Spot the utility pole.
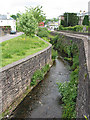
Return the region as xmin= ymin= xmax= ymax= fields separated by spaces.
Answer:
xmin=67 ymin=12 xmax=68 ymax=26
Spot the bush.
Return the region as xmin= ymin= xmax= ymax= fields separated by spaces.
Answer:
xmin=31 ymin=64 xmax=50 ymax=86
xmin=42 ymin=64 xmax=50 ymax=74
xmin=31 ymin=69 xmax=44 ymax=86
xmin=59 ymin=25 xmax=88 ymax=32
xmin=37 ymin=27 xmax=49 ymax=38
xmin=59 ymin=25 xmax=64 ymax=30
xmin=52 ymin=49 xmax=58 ymax=61
xmin=57 ymin=52 xmax=79 ymax=118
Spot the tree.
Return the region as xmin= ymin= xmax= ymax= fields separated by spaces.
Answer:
xmin=83 ymin=15 xmax=89 ymax=26
xmin=11 ymin=13 xmax=21 ymax=20
xmin=61 ymin=13 xmax=79 ymax=27
xmin=10 ymin=15 xmax=17 ymax=20
xmin=44 ymin=18 xmax=58 ymax=25
xmin=16 ymin=13 xmax=21 ymax=19
xmin=52 ymin=18 xmax=59 ymax=22
xmin=26 ymin=6 xmax=46 ymax=23
xmin=18 ymin=10 xmax=38 ymax=36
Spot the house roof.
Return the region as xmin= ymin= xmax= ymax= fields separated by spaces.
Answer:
xmin=0 ymin=15 xmax=14 ymax=20
xmin=0 ymin=15 xmax=7 ymax=20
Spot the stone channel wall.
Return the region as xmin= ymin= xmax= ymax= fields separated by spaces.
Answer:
xmin=0 ymin=41 xmax=52 ymax=113
xmin=51 ymin=31 xmax=90 ymax=118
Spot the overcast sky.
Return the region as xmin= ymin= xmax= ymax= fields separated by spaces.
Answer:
xmin=0 ymin=0 xmax=90 ymax=18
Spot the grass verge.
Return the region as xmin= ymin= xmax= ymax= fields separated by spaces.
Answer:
xmin=0 ymin=34 xmax=49 ymax=67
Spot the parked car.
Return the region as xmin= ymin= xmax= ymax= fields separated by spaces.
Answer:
xmin=10 ymin=30 xmax=16 ymax=34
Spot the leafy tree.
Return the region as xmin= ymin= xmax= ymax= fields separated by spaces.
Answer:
xmin=61 ymin=13 xmax=79 ymax=27
xmin=83 ymin=15 xmax=89 ymax=26
xmin=61 ymin=20 xmax=67 ymax=27
xmin=26 ymin=6 xmax=46 ymax=23
xmin=44 ymin=18 xmax=58 ymax=25
xmin=10 ymin=15 xmax=17 ymax=20
xmin=11 ymin=13 xmax=21 ymax=20
xmin=16 ymin=13 xmax=21 ymax=18
xmin=18 ymin=10 xmax=38 ymax=36
xmin=44 ymin=19 xmax=50 ymax=24
xmin=52 ymin=18 xmax=59 ymax=22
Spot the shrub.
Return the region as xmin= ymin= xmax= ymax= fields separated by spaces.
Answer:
xmin=57 ymin=52 xmax=79 ymax=118
xmin=59 ymin=25 xmax=89 ymax=32
xmin=42 ymin=64 xmax=50 ymax=74
xmin=31 ymin=64 xmax=50 ymax=86
xmin=37 ymin=27 xmax=49 ymax=38
xmin=52 ymin=49 xmax=58 ymax=61
xmin=59 ymin=25 xmax=64 ymax=30
xmin=31 ymin=69 xmax=44 ymax=86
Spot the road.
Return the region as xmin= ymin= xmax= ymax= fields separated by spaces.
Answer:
xmin=0 ymin=32 xmax=24 ymax=43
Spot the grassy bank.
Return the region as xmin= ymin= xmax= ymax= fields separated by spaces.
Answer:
xmin=0 ymin=34 xmax=49 ymax=68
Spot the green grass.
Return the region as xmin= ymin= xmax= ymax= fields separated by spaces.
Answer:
xmin=48 ymin=34 xmax=55 ymax=39
xmin=0 ymin=34 xmax=49 ymax=67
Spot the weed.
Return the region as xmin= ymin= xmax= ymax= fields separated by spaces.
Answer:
xmin=41 ymin=64 xmax=50 ymax=74
xmin=52 ymin=49 xmax=58 ymax=61
xmin=31 ymin=64 xmax=50 ymax=86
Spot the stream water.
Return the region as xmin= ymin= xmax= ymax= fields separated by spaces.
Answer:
xmin=10 ymin=56 xmax=70 ymax=118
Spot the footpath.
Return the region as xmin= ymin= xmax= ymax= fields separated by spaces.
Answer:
xmin=0 ymin=32 xmax=23 ymax=43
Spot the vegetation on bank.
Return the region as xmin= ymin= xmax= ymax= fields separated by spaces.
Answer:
xmin=37 ymin=27 xmax=58 ymax=61
xmin=31 ymin=64 xmax=50 ymax=86
xmin=50 ymin=34 xmax=79 ymax=118
xmin=0 ymin=34 xmax=49 ymax=68
xmin=57 ymin=56 xmax=79 ymax=118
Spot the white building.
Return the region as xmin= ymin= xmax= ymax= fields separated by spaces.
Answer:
xmin=47 ymin=21 xmax=59 ymax=31
xmin=0 ymin=14 xmax=16 ymax=32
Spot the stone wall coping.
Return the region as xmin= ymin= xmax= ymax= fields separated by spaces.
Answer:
xmin=0 ymin=36 xmax=52 ymax=73
xmin=54 ymin=31 xmax=88 ymax=40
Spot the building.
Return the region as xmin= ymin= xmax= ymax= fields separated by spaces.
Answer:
xmin=47 ymin=21 xmax=59 ymax=31
xmin=77 ymin=11 xmax=90 ymax=25
xmin=0 ymin=14 xmax=16 ymax=32
xmin=58 ymin=15 xmax=64 ymax=26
